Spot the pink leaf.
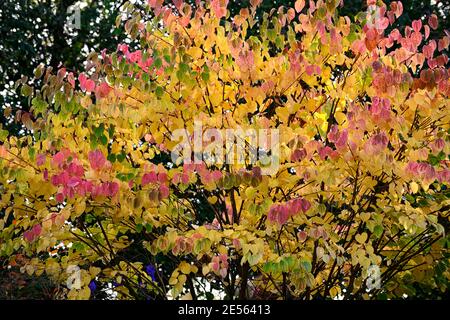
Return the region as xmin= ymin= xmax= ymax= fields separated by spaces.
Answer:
xmin=24 ymin=231 xmax=34 ymax=242
xmin=147 ymin=0 xmax=163 ymax=10
xmin=294 ymin=0 xmax=305 ymax=13
xmin=159 ymin=184 xmax=169 ymax=199
xmin=181 ymin=173 xmax=190 ymax=184
xmin=142 ymin=172 xmax=158 ymax=186
xmin=305 ymin=65 xmax=316 ymax=76
xmin=157 ymin=172 xmax=168 ymax=183
xmin=173 ymin=0 xmax=183 ymax=11
xmin=36 ymin=153 xmax=46 ymax=166
xmin=378 ymin=17 xmax=390 ymax=31
xmin=429 ymin=14 xmax=438 ymax=30
xmin=219 ymin=268 xmax=227 ymax=278
xmin=298 ymin=230 xmax=308 ymax=241
xmin=88 ymin=150 xmax=106 ymax=171
xmin=395 ymin=1 xmax=403 ymax=18
xmin=67 ymin=177 xmax=81 ymax=188
xmin=287 ymin=8 xmax=296 ymax=22
xmin=211 ymin=0 xmax=228 ymax=19
xmin=107 ymin=182 xmax=119 ymax=197
xmin=85 ymin=79 xmax=96 ymax=92
xmin=412 ymin=19 xmax=422 ymax=33
xmin=300 ymin=198 xmax=311 ymax=213
xmin=96 ymin=82 xmax=111 ymax=98
xmin=55 ymin=193 xmax=65 ymax=203
xmin=32 ymin=224 xmax=42 ymax=237
xmin=250 ymin=0 xmax=262 ymax=8
xmin=68 ymin=72 xmax=75 ymax=88
xmin=424 ymin=25 xmax=430 ymax=40
xmin=78 ymin=73 xmax=87 ymax=91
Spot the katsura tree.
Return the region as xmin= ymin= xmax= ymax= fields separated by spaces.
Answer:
xmin=0 ymin=0 xmax=449 ymax=300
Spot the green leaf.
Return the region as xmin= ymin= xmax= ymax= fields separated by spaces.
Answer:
xmin=201 ymin=71 xmax=210 ymax=82
xmin=99 ymin=134 xmax=108 ymax=145
xmin=267 ymin=28 xmax=276 ymax=41
xmin=85 ymin=214 xmax=95 ymax=224
xmin=32 ymin=97 xmax=48 ymax=115
xmin=300 ymin=259 xmax=312 ymax=272
xmin=116 ymin=151 xmax=126 ymax=162
xmin=21 ymin=84 xmax=33 ymax=97
xmin=72 ymin=242 xmax=85 ymax=251
xmin=347 ymin=31 xmax=357 ymax=42
xmin=176 ymin=69 xmax=186 ymax=82
xmin=116 ymin=173 xmax=128 ymax=181
xmin=405 ymin=194 xmax=415 ymax=203
xmin=28 ymin=147 xmax=36 ymax=160
xmin=34 ymin=65 xmax=44 ymax=79
xmin=0 ymin=129 xmax=8 ymax=142
xmin=145 ymin=223 xmax=153 ymax=233
xmin=285 ymin=256 xmax=295 ymax=269
xmin=262 ymin=262 xmax=273 ymax=273
xmin=108 ymin=125 xmax=115 ymax=139
xmin=428 ymin=154 xmax=439 ymax=166
xmin=94 ymin=124 xmax=105 ymax=137
xmin=153 ymin=57 xmax=162 ymax=69
xmin=142 ymin=72 xmax=150 ymax=83
xmin=279 ymin=259 xmax=289 ymax=272
xmin=179 ymin=63 xmax=189 ymax=73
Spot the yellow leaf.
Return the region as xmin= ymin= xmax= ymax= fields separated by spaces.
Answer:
xmin=178 ymin=274 xmax=187 ymax=285
xmin=202 ymin=265 xmax=210 ymax=276
xmin=169 ymin=276 xmax=178 ymax=285
xmin=25 ymin=264 xmax=35 ymax=276
xmin=335 ymin=111 xmax=346 ymax=125
xmin=360 ymin=212 xmax=370 ymax=222
xmin=78 ymin=287 xmax=91 ymax=300
xmin=180 ymin=292 xmax=193 ymax=300
xmin=74 ymin=200 xmax=86 ymax=217
xmin=330 ymin=286 xmax=341 ymax=298
xmin=245 ymin=187 xmax=257 ymax=199
xmin=180 ymin=262 xmax=191 ymax=274
xmin=208 ymin=196 xmax=218 ymax=204
xmin=89 ymin=266 xmax=101 ymax=277
xmin=42 ymin=218 xmax=52 ymax=231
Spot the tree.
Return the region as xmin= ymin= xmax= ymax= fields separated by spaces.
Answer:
xmin=0 ymin=0 xmax=449 ymax=300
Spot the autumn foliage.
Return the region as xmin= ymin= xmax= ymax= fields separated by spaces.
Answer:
xmin=0 ymin=0 xmax=449 ymax=299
